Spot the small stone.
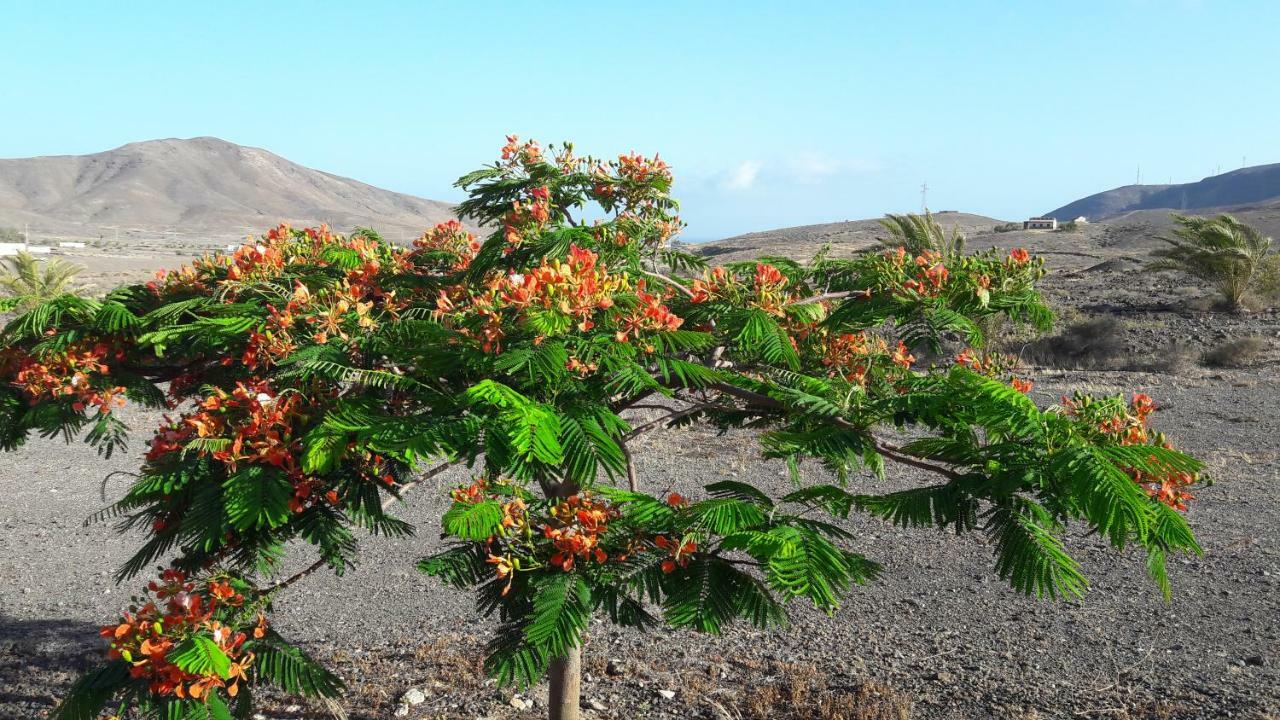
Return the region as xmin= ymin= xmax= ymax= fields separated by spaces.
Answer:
xmin=586 ymin=698 xmax=608 ymax=711
xmin=933 ymin=671 xmax=955 ymax=684
xmin=510 ymin=696 xmax=529 ymax=710
xmin=393 ymin=703 xmax=410 ymax=717
xmin=401 ymin=688 xmax=427 ymax=706
xmin=606 ymin=658 xmax=625 ymax=676
xmin=657 ymin=689 xmax=676 ymax=700
xmin=1245 ymin=655 xmax=1266 ymax=667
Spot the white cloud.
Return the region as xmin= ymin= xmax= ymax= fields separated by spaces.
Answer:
xmin=783 ymin=152 xmax=882 ymax=185
xmin=722 ymin=160 xmax=762 ymax=191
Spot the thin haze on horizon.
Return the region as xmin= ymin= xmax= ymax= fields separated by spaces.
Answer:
xmin=1 ymin=0 xmax=1275 ymax=239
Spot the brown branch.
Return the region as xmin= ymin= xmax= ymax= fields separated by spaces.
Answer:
xmin=788 ymin=289 xmax=871 ymax=306
xmin=264 ymin=459 xmax=458 ymax=594
xmin=621 ymin=403 xmax=707 ymax=442
xmin=872 ymin=439 xmax=966 ymax=482
xmin=621 ymin=441 xmax=638 ymax=492
xmin=642 ymin=270 xmax=695 ymax=298
xmin=707 ymin=382 xmax=966 ymax=482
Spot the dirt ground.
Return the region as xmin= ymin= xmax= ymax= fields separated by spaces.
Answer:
xmin=1 ymin=226 xmax=1279 ymax=719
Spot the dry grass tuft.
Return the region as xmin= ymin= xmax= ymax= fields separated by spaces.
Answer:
xmin=1201 ymin=336 xmax=1265 ymax=368
xmin=718 ymin=660 xmax=911 ymax=720
xmin=1026 ymin=317 xmax=1127 ymax=369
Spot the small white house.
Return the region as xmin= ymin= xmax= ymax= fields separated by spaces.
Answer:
xmin=58 ymin=241 xmax=86 ymax=249
xmin=1023 ymin=217 xmax=1058 ymax=230
xmin=0 ymin=242 xmax=27 ymax=256
xmin=25 ymin=245 xmax=52 ymax=254
xmin=1073 ymin=216 xmax=1089 ymax=225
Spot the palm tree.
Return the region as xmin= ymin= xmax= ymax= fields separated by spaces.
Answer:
xmin=0 ymin=251 xmax=83 ymax=311
xmin=1148 ymin=214 xmax=1273 ymax=310
xmin=877 ymin=211 xmax=966 ymax=261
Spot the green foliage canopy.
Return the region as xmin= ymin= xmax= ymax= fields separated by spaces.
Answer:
xmin=0 ymin=137 xmax=1205 ymax=719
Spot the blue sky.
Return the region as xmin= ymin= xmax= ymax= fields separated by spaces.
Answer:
xmin=1 ymin=1 xmax=1273 ymax=239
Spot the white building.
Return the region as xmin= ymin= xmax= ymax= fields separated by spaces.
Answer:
xmin=58 ymin=241 xmax=86 ymax=249
xmin=26 ymin=245 xmax=52 ymax=254
xmin=1023 ymin=217 xmax=1058 ymax=230
xmin=0 ymin=242 xmax=26 ymax=256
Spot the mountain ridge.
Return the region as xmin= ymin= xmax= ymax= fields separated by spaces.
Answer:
xmin=1047 ymin=163 xmax=1280 ymax=220
xmin=0 ymin=136 xmax=462 ymax=238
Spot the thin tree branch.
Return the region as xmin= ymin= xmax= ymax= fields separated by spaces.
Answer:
xmin=264 ymin=459 xmax=458 ymax=594
xmin=787 ymin=289 xmax=871 ymax=306
xmin=642 ymin=270 xmax=695 ymax=298
xmin=621 ymin=440 xmax=638 ymax=492
xmin=872 ymin=439 xmax=966 ymax=482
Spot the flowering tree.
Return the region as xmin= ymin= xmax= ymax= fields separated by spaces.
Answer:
xmin=0 ymin=137 xmax=1204 ymax=720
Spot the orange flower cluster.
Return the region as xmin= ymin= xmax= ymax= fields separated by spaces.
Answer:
xmin=688 ymin=263 xmax=798 ymax=315
xmin=412 ymin=220 xmax=482 ymax=271
xmin=615 ymin=281 xmax=684 ymax=345
xmin=898 ymin=250 xmax=949 ymax=297
xmin=148 ymin=224 xmax=411 ymax=307
xmin=183 ymin=381 xmax=303 ymax=472
xmin=6 ymin=342 xmax=127 ymax=414
xmin=544 ymin=493 xmax=622 ymax=571
xmin=615 ymin=151 xmax=672 ymax=186
xmin=689 ymin=267 xmax=732 ymax=304
xmin=500 ymin=134 xmax=543 ymax=166
xmin=954 ymin=349 xmax=1033 ymax=394
xmin=654 ymin=534 xmax=697 ymax=574
xmin=1064 ymin=392 xmax=1196 ymax=510
xmin=1008 ymin=248 xmax=1031 ymax=265
xmin=436 ymin=245 xmax=681 ymax=354
xmin=818 ymin=333 xmax=914 ymax=384
xmin=100 ymin=569 xmax=263 ymax=700
xmin=503 ymin=185 xmax=553 ymax=248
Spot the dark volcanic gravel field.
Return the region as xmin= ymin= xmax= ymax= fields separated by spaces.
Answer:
xmin=2 ymin=247 xmax=1280 ymax=719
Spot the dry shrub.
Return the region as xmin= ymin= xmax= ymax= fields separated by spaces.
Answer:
xmin=728 ymin=661 xmax=911 ymax=720
xmin=1026 ymin=317 xmax=1127 ymax=369
xmin=1252 ymin=254 xmax=1280 ymax=307
xmin=1134 ymin=342 xmax=1197 ymax=375
xmin=1201 ymin=336 xmax=1265 ymax=368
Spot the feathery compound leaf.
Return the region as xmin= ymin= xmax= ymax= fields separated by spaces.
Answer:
xmin=223 ymin=466 xmax=293 ymax=531
xmin=984 ymin=502 xmax=1087 ymax=599
xmin=250 ymin=634 xmax=345 ymax=698
xmin=705 ymin=480 xmax=775 ymax=507
xmin=854 ymin=484 xmax=978 ymax=531
xmin=525 ymin=573 xmax=592 ymax=659
xmin=50 ymin=662 xmax=131 ymax=720
xmin=662 ymin=557 xmax=744 ymax=633
xmin=689 ymin=498 xmax=767 ymax=534
xmin=169 ymin=635 xmax=233 ymax=679
xmin=418 ymin=544 xmax=491 ymax=588
xmin=442 ymin=500 xmax=504 ymax=540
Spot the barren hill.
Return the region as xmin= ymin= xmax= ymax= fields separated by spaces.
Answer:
xmin=0 ymin=137 xmax=461 ymax=240
xmin=1047 ymin=163 xmax=1280 ymax=221
xmin=696 ymin=211 xmax=1004 ymax=264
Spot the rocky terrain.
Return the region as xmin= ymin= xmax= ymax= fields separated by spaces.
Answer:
xmin=2 ymin=212 xmax=1280 ymax=720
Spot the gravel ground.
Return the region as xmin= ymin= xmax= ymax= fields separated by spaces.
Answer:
xmin=2 ymin=260 xmax=1280 ymax=719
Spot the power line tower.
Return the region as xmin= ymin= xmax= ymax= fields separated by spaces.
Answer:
xmin=920 ymin=181 xmax=928 ymax=213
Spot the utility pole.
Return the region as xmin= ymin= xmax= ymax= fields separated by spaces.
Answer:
xmin=1136 ymin=165 xmax=1141 ymax=185
xmin=920 ymin=181 xmax=928 ymax=213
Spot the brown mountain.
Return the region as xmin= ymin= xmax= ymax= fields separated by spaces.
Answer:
xmin=1047 ymin=163 xmax=1280 ymax=221
xmin=695 ymin=211 xmax=1005 ymax=264
xmin=0 ymin=137 xmax=462 ymax=239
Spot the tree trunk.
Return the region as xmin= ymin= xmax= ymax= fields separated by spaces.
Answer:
xmin=548 ymin=645 xmax=582 ymax=720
